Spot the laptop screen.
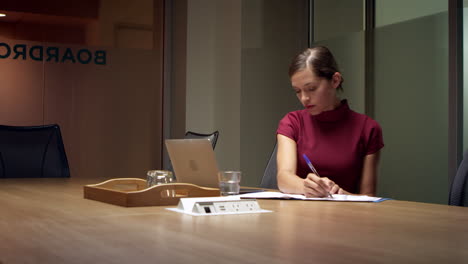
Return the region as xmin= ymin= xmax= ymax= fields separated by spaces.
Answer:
xmin=165 ymin=139 xmax=219 ymax=188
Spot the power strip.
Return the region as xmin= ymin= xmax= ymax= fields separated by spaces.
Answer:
xmin=192 ymin=199 xmax=262 ymax=214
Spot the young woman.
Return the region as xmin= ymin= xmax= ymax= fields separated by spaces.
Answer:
xmin=276 ymin=46 xmax=384 ymax=197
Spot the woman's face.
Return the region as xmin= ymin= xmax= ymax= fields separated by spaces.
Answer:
xmin=291 ymin=68 xmax=341 ymax=116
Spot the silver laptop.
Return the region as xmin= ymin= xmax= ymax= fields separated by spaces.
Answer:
xmin=165 ymin=139 xmax=219 ymax=188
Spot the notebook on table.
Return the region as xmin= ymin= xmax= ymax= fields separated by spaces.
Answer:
xmin=165 ymin=139 xmax=265 ymax=193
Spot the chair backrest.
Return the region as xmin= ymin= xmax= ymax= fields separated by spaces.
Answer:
xmin=449 ymin=150 xmax=468 ymax=206
xmin=0 ymin=124 xmax=70 ymax=178
xmin=260 ymin=142 xmax=278 ymax=189
xmin=184 ymin=131 xmax=219 ymax=149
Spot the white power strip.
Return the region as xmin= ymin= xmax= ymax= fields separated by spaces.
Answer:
xmin=192 ymin=199 xmax=262 ymax=214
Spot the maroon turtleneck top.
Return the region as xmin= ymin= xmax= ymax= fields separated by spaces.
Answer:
xmin=277 ymin=100 xmax=384 ymax=193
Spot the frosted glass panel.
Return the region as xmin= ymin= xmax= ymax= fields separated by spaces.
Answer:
xmin=374 ymin=12 xmax=448 ymax=204
xmin=313 ymin=0 xmax=365 ymax=113
xmin=240 ymin=0 xmax=308 ymax=186
xmin=376 ymin=0 xmax=447 ymax=27
xmin=184 ymin=0 xmax=308 ymax=186
xmin=314 ymin=31 xmax=365 ymax=114
xmin=314 ymin=0 xmax=364 ymax=41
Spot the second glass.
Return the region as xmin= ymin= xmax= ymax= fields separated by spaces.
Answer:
xmin=218 ymin=171 xmax=241 ymax=196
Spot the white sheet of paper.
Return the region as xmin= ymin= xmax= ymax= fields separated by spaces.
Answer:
xmin=238 ymin=191 xmax=384 ymax=202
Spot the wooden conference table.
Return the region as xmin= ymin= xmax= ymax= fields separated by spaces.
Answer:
xmin=0 ymin=177 xmax=467 ymax=264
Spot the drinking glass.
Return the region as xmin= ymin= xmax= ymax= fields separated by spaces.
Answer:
xmin=218 ymin=171 xmax=241 ymax=196
xmin=147 ymin=170 xmax=176 ymax=197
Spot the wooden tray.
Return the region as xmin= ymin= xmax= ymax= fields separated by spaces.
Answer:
xmin=83 ymin=178 xmax=220 ymax=207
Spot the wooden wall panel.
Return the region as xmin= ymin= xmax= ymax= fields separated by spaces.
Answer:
xmin=44 ymin=49 xmax=162 ymax=179
xmin=0 ymin=39 xmax=44 ymax=126
xmin=0 ymin=40 xmax=163 ymax=179
xmin=0 ymin=0 xmax=164 ymax=178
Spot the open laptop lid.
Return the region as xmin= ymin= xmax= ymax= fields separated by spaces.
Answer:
xmin=165 ymin=139 xmax=219 ymax=188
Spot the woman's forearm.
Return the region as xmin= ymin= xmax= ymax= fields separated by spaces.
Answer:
xmin=277 ymin=170 xmax=305 ymax=194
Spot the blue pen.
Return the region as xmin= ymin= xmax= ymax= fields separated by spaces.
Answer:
xmin=302 ymin=154 xmax=334 ymax=198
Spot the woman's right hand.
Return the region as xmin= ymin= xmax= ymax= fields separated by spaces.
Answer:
xmin=303 ymin=173 xmax=338 ymax=197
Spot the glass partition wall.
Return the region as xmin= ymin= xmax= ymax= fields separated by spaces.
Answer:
xmin=175 ymin=0 xmax=308 ymax=186
xmin=1 ymin=1 xmax=462 ymax=201
xmin=0 ymin=0 xmax=164 ymax=179
xmin=374 ymin=0 xmax=449 ymax=204
xmin=312 ymin=0 xmax=457 ymax=204
xmin=171 ymin=0 xmax=462 ymax=203
xmin=313 ymin=0 xmax=366 ymax=114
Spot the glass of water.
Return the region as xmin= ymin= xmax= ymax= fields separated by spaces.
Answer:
xmin=218 ymin=171 xmax=241 ymax=196
xmin=147 ymin=170 xmax=176 ymax=197
xmin=147 ymin=170 xmax=174 ymax=187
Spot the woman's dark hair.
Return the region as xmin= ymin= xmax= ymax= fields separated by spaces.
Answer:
xmin=288 ymin=46 xmax=344 ymax=91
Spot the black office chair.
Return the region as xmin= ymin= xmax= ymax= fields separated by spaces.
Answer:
xmin=260 ymin=142 xmax=278 ymax=189
xmin=184 ymin=131 xmax=219 ymax=149
xmin=449 ymin=150 xmax=468 ymax=206
xmin=0 ymin=124 xmax=70 ymax=178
